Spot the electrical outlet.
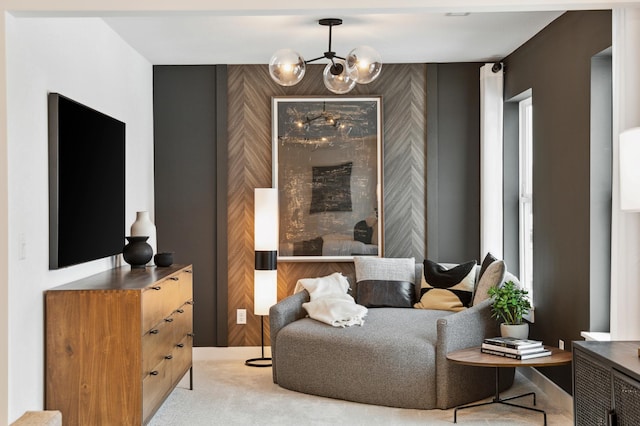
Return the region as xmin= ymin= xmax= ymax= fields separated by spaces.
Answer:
xmin=237 ymin=309 xmax=247 ymax=325
xmin=559 ymin=339 xmax=565 ymax=350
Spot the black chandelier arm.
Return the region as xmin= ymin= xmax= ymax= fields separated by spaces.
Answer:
xmin=305 ymin=55 xmax=328 ymax=64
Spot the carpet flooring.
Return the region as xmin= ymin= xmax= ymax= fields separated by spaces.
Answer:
xmin=149 ymin=347 xmax=573 ymax=425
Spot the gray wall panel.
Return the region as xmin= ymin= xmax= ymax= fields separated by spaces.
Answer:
xmin=503 ymin=10 xmax=612 ymax=392
xmin=427 ymin=63 xmax=482 ymax=264
xmin=153 ymin=65 xmax=223 ymax=347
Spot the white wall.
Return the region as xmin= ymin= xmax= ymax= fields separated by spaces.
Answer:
xmin=611 ymin=7 xmax=640 ymax=340
xmin=5 ymin=16 xmax=153 ymax=422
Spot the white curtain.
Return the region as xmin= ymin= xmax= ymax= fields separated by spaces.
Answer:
xmin=610 ymin=8 xmax=640 ymax=340
xmin=480 ymin=63 xmax=504 ymax=259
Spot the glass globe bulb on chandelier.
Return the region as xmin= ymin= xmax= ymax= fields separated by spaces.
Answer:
xmin=269 ymin=48 xmax=306 ymax=86
xmin=268 ymin=18 xmax=382 ymax=94
xmin=323 ymin=59 xmax=356 ymax=94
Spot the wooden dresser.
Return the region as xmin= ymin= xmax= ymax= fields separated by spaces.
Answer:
xmin=45 ymin=264 xmax=193 ymax=426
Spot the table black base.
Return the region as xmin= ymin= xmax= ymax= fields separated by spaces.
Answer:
xmin=453 ymin=367 xmax=547 ymax=425
xmin=245 ymin=357 xmax=272 ymax=367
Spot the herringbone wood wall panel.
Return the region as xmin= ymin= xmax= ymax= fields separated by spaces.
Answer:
xmin=227 ymin=64 xmax=427 ymax=346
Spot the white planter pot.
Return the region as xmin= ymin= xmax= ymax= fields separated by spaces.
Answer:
xmin=500 ymin=323 xmax=529 ymax=339
xmin=130 ymin=211 xmax=157 ymax=265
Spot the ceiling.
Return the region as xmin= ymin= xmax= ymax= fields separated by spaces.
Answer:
xmin=102 ymin=11 xmax=565 ymax=65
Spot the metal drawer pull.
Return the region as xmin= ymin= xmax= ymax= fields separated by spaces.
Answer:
xmin=150 ymin=371 xmax=159 ymax=376
xmin=187 ymin=300 xmax=194 ymax=305
xmin=151 ymin=286 xmax=161 ymax=291
xmin=185 ymin=270 xmax=192 ymax=274
xmin=165 ymin=355 xmax=173 ymax=360
xmin=176 ymin=343 xmax=185 ymax=348
xmin=165 ymin=318 xmax=174 ymax=323
xmin=169 ymin=277 xmax=179 ymax=281
xmin=187 ymin=333 xmax=195 ymax=338
xmin=149 ymin=329 xmax=159 ymax=335
xmin=176 ymin=309 xmax=184 ymax=314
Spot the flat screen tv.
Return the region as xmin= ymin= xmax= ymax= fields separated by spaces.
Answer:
xmin=48 ymin=93 xmax=126 ymax=269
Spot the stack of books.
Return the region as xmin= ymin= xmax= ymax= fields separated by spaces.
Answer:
xmin=481 ymin=337 xmax=552 ymax=360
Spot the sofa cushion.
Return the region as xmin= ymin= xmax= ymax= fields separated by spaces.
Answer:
xmin=276 ymin=307 xmax=453 ymax=409
xmin=472 ymin=259 xmax=506 ymax=306
xmin=414 ymin=260 xmax=476 ymax=311
xmin=354 ymin=257 xmax=415 ymax=308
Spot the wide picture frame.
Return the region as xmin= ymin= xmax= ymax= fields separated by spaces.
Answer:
xmin=272 ymin=96 xmax=383 ymax=262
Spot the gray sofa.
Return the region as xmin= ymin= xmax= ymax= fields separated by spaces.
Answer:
xmin=269 ymin=263 xmax=517 ymax=410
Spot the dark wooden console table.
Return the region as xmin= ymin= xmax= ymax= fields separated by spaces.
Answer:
xmin=447 ymin=346 xmax=571 ymax=425
xmin=573 ymin=340 xmax=640 ymax=425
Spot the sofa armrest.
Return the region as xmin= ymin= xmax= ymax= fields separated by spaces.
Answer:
xmin=269 ymin=290 xmax=310 ymax=383
xmin=434 ymin=298 xmax=506 ymax=408
xmin=436 ymin=298 xmax=498 ymax=353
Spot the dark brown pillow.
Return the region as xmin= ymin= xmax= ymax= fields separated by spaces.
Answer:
xmin=478 ymin=252 xmax=498 ymax=280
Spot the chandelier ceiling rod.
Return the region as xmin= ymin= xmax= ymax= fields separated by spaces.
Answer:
xmin=305 ymin=18 xmax=345 ymax=68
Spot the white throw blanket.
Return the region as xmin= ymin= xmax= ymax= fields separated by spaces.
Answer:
xmin=294 ymin=272 xmax=368 ymax=327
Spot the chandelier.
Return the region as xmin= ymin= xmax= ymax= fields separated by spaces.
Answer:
xmin=268 ymin=18 xmax=382 ymax=94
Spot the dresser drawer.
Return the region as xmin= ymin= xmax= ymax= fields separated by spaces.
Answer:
xmin=143 ymin=270 xmax=192 ymax=326
xmin=172 ymin=334 xmax=193 ymax=382
xmin=141 ymin=282 xmax=171 ymax=333
xmin=173 ymin=301 xmax=193 ymax=342
xmin=142 ymin=357 xmax=173 ymax=422
xmin=142 ymin=314 xmax=176 ymax=376
xmin=177 ymin=268 xmax=193 ymax=303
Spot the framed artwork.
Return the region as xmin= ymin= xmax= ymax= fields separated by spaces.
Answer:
xmin=272 ymin=96 xmax=383 ymax=262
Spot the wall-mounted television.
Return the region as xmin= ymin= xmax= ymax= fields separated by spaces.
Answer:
xmin=48 ymin=93 xmax=126 ymax=269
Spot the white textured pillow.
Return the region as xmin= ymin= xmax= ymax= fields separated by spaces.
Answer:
xmin=353 ymin=257 xmax=416 ymax=308
xmin=354 ymin=257 xmax=415 ymax=283
xmin=472 ymin=260 xmax=506 ymax=305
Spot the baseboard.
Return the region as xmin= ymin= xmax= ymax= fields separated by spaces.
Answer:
xmin=192 ymin=346 xmax=271 ymax=361
xmin=517 ymin=367 xmax=573 ymax=415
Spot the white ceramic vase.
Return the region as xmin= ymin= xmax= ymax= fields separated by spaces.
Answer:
xmin=500 ymin=323 xmax=529 ymax=339
xmin=130 ymin=211 xmax=157 ymax=265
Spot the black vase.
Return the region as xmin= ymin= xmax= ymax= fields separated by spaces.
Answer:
xmin=123 ymin=236 xmax=153 ymax=268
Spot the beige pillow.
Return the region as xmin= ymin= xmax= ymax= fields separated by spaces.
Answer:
xmin=414 ymin=263 xmax=476 ymax=312
xmin=472 ymin=260 xmax=506 ymax=305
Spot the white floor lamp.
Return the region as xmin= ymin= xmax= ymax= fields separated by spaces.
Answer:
xmin=246 ymin=188 xmax=278 ymax=367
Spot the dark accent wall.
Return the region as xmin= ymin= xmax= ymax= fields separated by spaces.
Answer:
xmin=427 ymin=63 xmax=482 ymax=263
xmin=503 ymin=10 xmax=612 ymax=393
xmin=153 ymin=65 xmax=229 ymax=347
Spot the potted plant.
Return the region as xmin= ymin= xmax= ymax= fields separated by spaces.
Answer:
xmin=487 ymin=281 xmax=532 ymax=339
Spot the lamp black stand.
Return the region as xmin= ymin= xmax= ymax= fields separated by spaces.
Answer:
xmin=245 ymin=315 xmax=272 ymax=367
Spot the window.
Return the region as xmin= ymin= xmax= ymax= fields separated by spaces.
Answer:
xmin=518 ymin=97 xmax=534 ymax=305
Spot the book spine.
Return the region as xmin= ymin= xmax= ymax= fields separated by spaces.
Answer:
xmin=482 ymin=339 xmax=541 ymax=350
xmin=482 ymin=348 xmax=551 ymax=360
xmin=481 ymin=343 xmax=541 ymax=355
xmin=481 ymin=348 xmax=520 ymax=359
